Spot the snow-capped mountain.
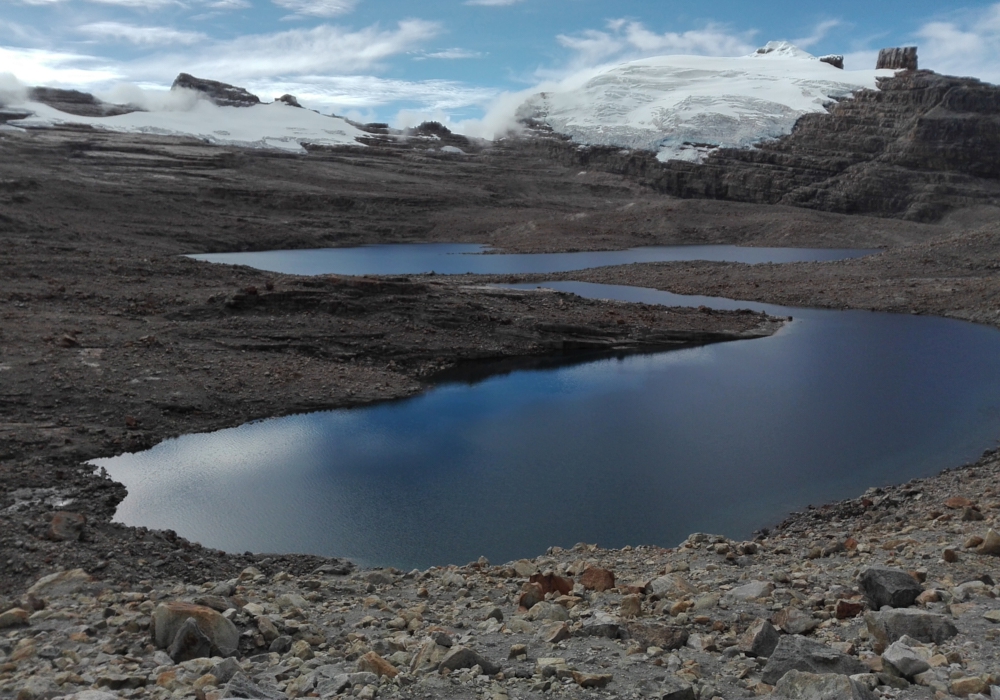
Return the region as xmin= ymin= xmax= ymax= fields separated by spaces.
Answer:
xmin=4 ymin=93 xmax=366 ymax=153
xmin=517 ymin=42 xmax=896 ymax=163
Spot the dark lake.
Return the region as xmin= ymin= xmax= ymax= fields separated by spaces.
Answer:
xmin=188 ymin=243 xmax=876 ymax=276
xmin=94 ymin=247 xmax=1000 ymax=570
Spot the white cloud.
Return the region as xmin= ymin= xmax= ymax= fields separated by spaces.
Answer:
xmin=206 ymin=0 xmax=252 ymax=8
xmin=0 ymin=46 xmax=122 ymax=86
xmin=272 ymin=0 xmax=356 ymax=18
xmin=915 ymin=4 xmax=1000 ymax=82
xmin=553 ymin=19 xmax=757 ymax=74
xmin=78 ymin=22 xmax=208 ymax=45
xmin=417 ymin=48 xmax=484 ymax=60
xmin=793 ymin=19 xmax=842 ymax=49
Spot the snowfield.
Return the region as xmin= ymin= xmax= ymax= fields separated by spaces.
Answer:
xmin=5 ymin=96 xmax=366 ymax=152
xmin=517 ymin=42 xmax=897 ymax=163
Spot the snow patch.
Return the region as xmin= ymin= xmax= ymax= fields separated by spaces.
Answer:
xmin=5 ymin=95 xmax=366 ymax=152
xmin=518 ymin=42 xmax=896 ymax=163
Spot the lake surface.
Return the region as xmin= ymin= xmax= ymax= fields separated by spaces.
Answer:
xmin=189 ymin=243 xmax=876 ymax=276
xmin=95 ymin=245 xmax=1000 ymax=570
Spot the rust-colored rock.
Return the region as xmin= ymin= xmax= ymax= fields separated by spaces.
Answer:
xmin=944 ymin=496 xmax=975 ymax=509
xmin=580 ymin=566 xmax=615 ymax=592
xmin=358 ymin=651 xmax=399 ymax=678
xmin=46 ymin=511 xmax=86 ymax=542
xmin=529 ymin=572 xmax=573 ymax=596
xmin=518 ymin=582 xmax=545 ymax=611
xmin=943 ymin=548 xmax=959 ymax=563
xmin=835 ymin=599 xmax=864 ymax=619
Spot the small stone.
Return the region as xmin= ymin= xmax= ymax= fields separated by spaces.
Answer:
xmin=964 ymin=536 xmax=985 ymax=549
xmin=46 ymin=512 xmax=86 ymax=541
xmin=518 ymin=582 xmax=545 ymax=610
xmin=626 ymin=622 xmax=688 ymax=650
xmin=536 ymin=657 xmax=571 ymax=679
xmin=358 ymin=651 xmax=398 ymax=678
xmin=580 ymin=610 xmax=622 ymax=638
xmin=0 ymin=608 xmax=29 ymax=629
xmin=727 ymin=580 xmax=774 ymax=601
xmin=976 ymin=529 xmax=1000 ymax=556
xmin=572 ymin=671 xmax=612 ymax=688
xmin=951 ymin=677 xmax=989 ymax=696
xmin=529 ymin=572 xmax=573 ymax=596
xmin=882 ymin=640 xmax=930 ymax=679
xmin=836 ymin=600 xmax=864 ymax=619
xmin=983 ymin=610 xmax=1000 ymax=623
xmin=945 ymin=496 xmax=975 ymax=509
xmin=290 ymin=639 xmax=313 ymax=660
xmin=773 ymin=606 xmax=820 ymax=635
xmin=944 ymin=549 xmax=959 ymax=563
xmin=915 ymin=590 xmax=940 ymax=605
xmin=268 ymin=635 xmax=292 ymax=654
xmin=620 ymin=594 xmax=642 ymax=618
xmin=538 ymin=621 xmax=570 ymax=644
xmin=580 ymin=566 xmax=615 ymax=592
xmin=27 ymin=569 xmax=96 ymax=598
xmin=962 ymin=507 xmax=985 ymax=521
xmin=439 ymin=646 xmax=500 ymax=676
xmin=508 ymin=644 xmax=527 ymax=659
xmin=484 ymin=606 xmax=503 ymax=622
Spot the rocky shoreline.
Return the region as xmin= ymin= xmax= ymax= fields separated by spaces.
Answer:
xmin=2 ymin=117 xmax=1000 ymax=698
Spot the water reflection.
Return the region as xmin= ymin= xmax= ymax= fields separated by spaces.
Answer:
xmin=95 ymin=282 xmax=1000 ymax=569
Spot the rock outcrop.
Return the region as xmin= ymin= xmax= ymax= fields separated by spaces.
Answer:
xmin=877 ymin=46 xmax=918 ymax=71
xmin=526 ymin=70 xmax=1000 ymax=221
xmin=171 ymin=73 xmax=261 ymax=108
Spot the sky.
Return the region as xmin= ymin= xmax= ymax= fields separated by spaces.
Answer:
xmin=2 ymin=0 xmax=1000 ymax=127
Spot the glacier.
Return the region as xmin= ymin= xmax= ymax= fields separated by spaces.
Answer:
xmin=517 ymin=42 xmax=897 ymax=163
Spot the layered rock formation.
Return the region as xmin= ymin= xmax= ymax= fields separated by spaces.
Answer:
xmin=877 ymin=47 xmax=919 ymax=71
xmin=171 ymin=73 xmax=261 ymax=108
xmin=527 ymin=70 xmax=1000 ymax=222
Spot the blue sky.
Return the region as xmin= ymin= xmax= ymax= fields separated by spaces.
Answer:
xmin=2 ymin=0 xmax=999 ymax=125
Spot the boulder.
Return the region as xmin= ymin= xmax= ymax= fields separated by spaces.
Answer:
xmin=737 ymin=618 xmax=780 ymax=657
xmin=27 ymin=569 xmax=98 ymax=598
xmin=882 ymin=641 xmax=930 ymax=679
xmin=976 ymin=529 xmax=1000 ymax=556
xmin=538 ymin=621 xmax=570 ymax=643
xmin=579 ymin=611 xmax=622 ymax=639
xmin=819 ymin=55 xmax=845 ymax=70
xmin=152 ymin=601 xmax=239 ymax=658
xmin=171 ymin=73 xmax=261 ymax=108
xmin=648 ymin=574 xmax=696 ymax=599
xmin=580 ymin=566 xmax=615 ymax=592
xmin=761 ymin=635 xmax=867 ymax=684
xmin=625 ymin=622 xmax=688 ymax=650
xmin=572 ymin=670 xmax=612 ymax=688
xmin=865 ymin=609 xmax=958 ymax=652
xmin=773 ymin=607 xmax=820 ymax=635
xmin=727 ymin=580 xmax=774 ymax=601
xmin=439 ymin=646 xmax=500 ymax=675
xmin=530 ymin=572 xmax=574 ymax=596
xmin=409 ymin=640 xmax=451 ymax=674
xmin=166 ymin=617 xmax=212 ymax=662
xmin=0 ymin=608 xmax=29 ymax=629
xmin=525 ymin=601 xmax=568 ymax=622
xmin=771 ymin=669 xmax=876 ymax=699
xmin=858 ymin=567 xmax=922 ymax=609
xmin=276 ymin=94 xmax=302 ymax=108
xmin=876 ymin=47 xmax=918 ymax=71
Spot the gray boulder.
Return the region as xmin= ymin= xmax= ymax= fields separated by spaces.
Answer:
xmin=858 ymin=568 xmax=922 ymax=609
xmin=882 ymin=641 xmax=930 ymax=679
xmin=438 ymin=646 xmax=500 ymax=675
xmin=761 ymin=636 xmax=866 ymax=684
xmin=865 ymin=609 xmax=958 ymax=652
xmin=167 ymin=617 xmax=212 ymax=663
xmin=770 ymin=670 xmax=876 ymax=699
xmin=223 ymin=672 xmax=287 ymax=699
xmin=737 ymin=618 xmax=780 ymax=658
xmin=626 ymin=622 xmax=688 ymax=650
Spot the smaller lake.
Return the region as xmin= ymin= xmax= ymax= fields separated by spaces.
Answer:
xmin=189 ymin=243 xmax=876 ymax=276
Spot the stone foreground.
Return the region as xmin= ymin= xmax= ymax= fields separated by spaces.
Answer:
xmin=2 ymin=452 xmax=1000 ymax=700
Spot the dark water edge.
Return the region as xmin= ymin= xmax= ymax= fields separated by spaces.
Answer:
xmin=94 ymin=281 xmax=1000 ymax=570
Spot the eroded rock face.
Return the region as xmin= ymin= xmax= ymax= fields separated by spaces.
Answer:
xmin=171 ymin=73 xmax=261 ymax=108
xmin=877 ymin=47 xmax=918 ymax=71
xmin=531 ymin=70 xmax=1000 ymax=222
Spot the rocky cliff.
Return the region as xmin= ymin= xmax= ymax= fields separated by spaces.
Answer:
xmin=526 ymin=71 xmax=1000 ymax=222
